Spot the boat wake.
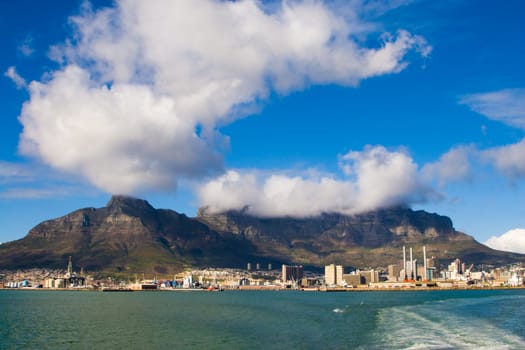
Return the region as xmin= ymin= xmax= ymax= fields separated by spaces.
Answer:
xmin=364 ymin=294 xmax=525 ymax=350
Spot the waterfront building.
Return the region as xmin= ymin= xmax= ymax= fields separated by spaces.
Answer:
xmin=182 ymin=275 xmax=193 ymax=288
xmin=325 ymin=264 xmax=344 ymax=286
xmin=388 ymin=263 xmax=402 ymax=281
xmin=507 ymin=273 xmax=522 ymax=286
xmin=300 ymin=277 xmax=318 ymax=287
xmin=343 ymin=273 xmax=363 ymax=287
xmin=448 ymin=259 xmax=463 ymax=274
xmin=44 ymin=278 xmax=54 ymax=288
xmin=39 ymin=257 xmax=85 ymax=288
xmin=54 ymin=278 xmax=65 ymax=288
xmin=359 ymin=269 xmax=379 ymax=285
xmin=281 ymin=264 xmax=303 ymax=283
xmin=427 ymin=267 xmax=435 ymax=281
xmin=444 ymin=258 xmax=465 ymax=280
xmin=131 ymin=281 xmax=158 ymax=290
xmin=417 ymin=265 xmax=426 ymax=280
xmin=343 ymin=269 xmax=379 ymax=286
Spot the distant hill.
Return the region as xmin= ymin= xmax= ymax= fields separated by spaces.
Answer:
xmin=0 ymin=196 xmax=523 ymax=274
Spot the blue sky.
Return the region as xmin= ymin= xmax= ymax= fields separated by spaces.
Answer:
xmin=0 ymin=0 xmax=524 ymax=252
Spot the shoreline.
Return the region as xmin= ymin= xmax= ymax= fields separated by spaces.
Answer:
xmin=2 ymin=285 xmax=525 ymax=293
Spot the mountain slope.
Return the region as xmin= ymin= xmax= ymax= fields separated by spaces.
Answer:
xmin=1 ymin=197 xmax=523 ymax=273
xmin=0 ymin=196 xmax=256 ymax=274
xmin=197 ymin=206 xmax=525 ymax=267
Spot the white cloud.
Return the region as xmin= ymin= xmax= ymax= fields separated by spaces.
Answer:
xmin=485 ymin=228 xmax=525 ymax=254
xmin=460 ymin=88 xmax=525 ymax=130
xmin=328 ymin=0 xmax=417 ymax=23
xmin=481 ymin=137 xmax=525 ymax=178
xmin=339 ymin=145 xmax=433 ymax=210
xmin=199 ymin=146 xmax=437 ymax=217
xmin=4 ymin=66 xmax=27 ymax=89
xmin=0 ymin=187 xmax=72 ymax=200
xmin=199 ymin=170 xmax=359 ymax=217
xmin=20 ymin=66 xmax=223 ymax=194
xmin=421 ymin=146 xmax=473 ymax=186
xmin=0 ymin=161 xmax=32 ymax=183
xmin=19 ymin=0 xmax=430 ymax=195
xmin=459 ymin=88 xmax=525 ymax=180
xmin=0 ymin=160 xmax=99 ymax=199
xmin=18 ymin=36 xmax=35 ymax=57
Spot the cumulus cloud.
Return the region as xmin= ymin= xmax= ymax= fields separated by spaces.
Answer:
xmin=20 ymin=66 xmax=222 ymax=194
xmin=460 ymin=88 xmax=525 ymax=130
xmin=5 ymin=66 xmax=27 ymax=89
xmin=199 ymin=145 xmax=437 ymax=217
xmin=339 ymin=145 xmax=432 ymax=209
xmin=19 ymin=0 xmax=430 ymax=194
xmin=485 ymin=228 xmax=525 ymax=254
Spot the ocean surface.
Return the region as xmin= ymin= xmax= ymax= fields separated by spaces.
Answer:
xmin=1 ymin=289 xmax=524 ymax=349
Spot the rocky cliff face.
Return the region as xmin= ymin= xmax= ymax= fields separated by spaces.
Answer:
xmin=0 ymin=196 xmax=256 ymax=273
xmin=197 ymin=206 xmax=470 ymax=247
xmin=0 ymin=196 xmax=522 ymax=273
xmin=196 ymin=206 xmax=517 ymax=268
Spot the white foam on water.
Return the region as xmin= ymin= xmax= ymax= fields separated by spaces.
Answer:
xmin=370 ymin=295 xmax=525 ymax=350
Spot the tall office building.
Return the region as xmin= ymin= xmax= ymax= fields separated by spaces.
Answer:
xmin=325 ymin=264 xmax=344 ymax=286
xmin=282 ymin=264 xmax=304 ymax=283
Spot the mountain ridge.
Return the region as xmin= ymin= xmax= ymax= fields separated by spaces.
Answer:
xmin=1 ymin=196 xmax=257 ymax=273
xmin=0 ymin=196 xmax=523 ymax=273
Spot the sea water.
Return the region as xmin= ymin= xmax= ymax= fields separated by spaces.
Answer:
xmin=1 ymin=289 xmax=524 ymax=349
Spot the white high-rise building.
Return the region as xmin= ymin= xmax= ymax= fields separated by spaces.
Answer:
xmin=325 ymin=264 xmax=344 ymax=286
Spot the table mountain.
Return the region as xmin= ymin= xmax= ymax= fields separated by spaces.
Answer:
xmin=0 ymin=196 xmax=523 ymax=274
xmin=196 ymin=206 xmax=525 ymax=268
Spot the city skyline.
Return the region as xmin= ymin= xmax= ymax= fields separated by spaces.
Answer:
xmin=0 ymin=0 xmax=524 ymax=252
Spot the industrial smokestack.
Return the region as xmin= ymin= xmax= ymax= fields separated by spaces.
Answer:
xmin=409 ymin=247 xmax=413 ymax=280
xmin=403 ymin=246 xmax=407 ymax=280
xmin=423 ymin=246 xmax=427 ymax=281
